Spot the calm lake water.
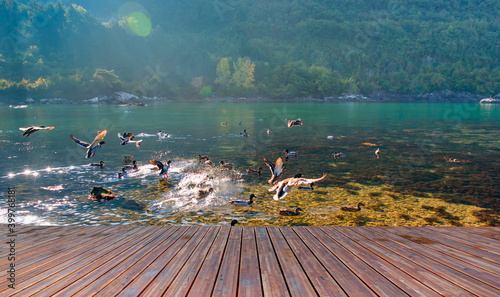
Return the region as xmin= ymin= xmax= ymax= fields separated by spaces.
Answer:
xmin=1 ymin=102 xmax=499 ymax=226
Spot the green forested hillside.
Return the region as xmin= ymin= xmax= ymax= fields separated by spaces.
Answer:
xmin=1 ymin=0 xmax=499 ymax=100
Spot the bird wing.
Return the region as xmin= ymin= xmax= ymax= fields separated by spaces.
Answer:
xmin=290 ymin=174 xmax=327 ymax=186
xmin=273 ymin=180 xmax=293 ymax=200
xmin=148 ymin=160 xmax=164 ymax=170
xmin=268 ymin=177 xmax=292 ymax=192
xmin=268 ymin=180 xmax=282 ymax=192
xmin=91 ymin=129 xmax=107 ymax=147
xmin=70 ymin=135 xmax=90 ymax=148
xmin=117 ymin=133 xmax=127 ymax=142
xmin=19 ymin=127 xmax=30 ymax=131
xmin=38 ymin=126 xmax=55 ymax=130
xmin=263 ymin=157 xmax=275 ymax=173
xmin=274 ymin=157 xmax=285 ymax=176
xmin=263 ymin=157 xmax=285 ymax=184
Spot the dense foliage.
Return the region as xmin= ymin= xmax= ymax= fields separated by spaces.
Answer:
xmin=1 ymin=0 xmax=499 ymax=100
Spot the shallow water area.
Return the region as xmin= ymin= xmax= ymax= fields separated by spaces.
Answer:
xmin=1 ymin=102 xmax=499 ymax=226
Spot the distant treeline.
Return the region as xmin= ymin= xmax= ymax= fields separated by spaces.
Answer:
xmin=0 ymin=0 xmax=499 ymax=100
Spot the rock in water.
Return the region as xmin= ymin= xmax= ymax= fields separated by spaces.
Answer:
xmin=89 ymin=186 xmax=116 ymax=201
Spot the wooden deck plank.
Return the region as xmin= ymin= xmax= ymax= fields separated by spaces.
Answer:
xmin=2 ymin=225 xmax=498 ymax=296
xmin=1 ymin=226 xmax=148 ymax=294
xmin=15 ymin=226 xmax=101 ymax=241
xmin=254 ymin=227 xmax=290 ymax=297
xmin=112 ymin=226 xmax=199 ymax=296
xmin=336 ymin=227 xmax=475 ymax=296
xmin=92 ymin=226 xmax=201 ymax=296
xmin=0 ymin=226 xmax=100 ymax=256
xmin=237 ymin=227 xmax=263 ymax=297
xmin=163 ymin=227 xmax=222 ymax=296
xmin=0 ymin=227 xmax=121 ymax=287
xmin=11 ymin=226 xmax=162 ymax=296
xmin=186 ymin=226 xmax=231 ymax=297
xmin=280 ymin=227 xmax=346 ymax=297
xmin=447 ymin=227 xmax=500 ymax=246
xmin=356 ymin=227 xmax=500 ymax=296
xmin=293 ymin=227 xmax=374 ymax=296
xmin=382 ymin=227 xmax=500 ymax=289
xmin=309 ymin=227 xmax=409 ymax=297
xmin=139 ymin=227 xmax=214 ymax=296
xmin=0 ymin=226 xmax=115 ymax=281
xmin=211 ymin=226 xmax=242 ymax=297
xmin=114 ymin=226 xmax=202 ymax=296
xmin=266 ymin=226 xmax=318 ymax=297
xmin=398 ymin=227 xmax=500 ymax=273
xmin=6 ymin=226 xmax=66 ymax=243
xmin=325 ymin=227 xmax=441 ymax=296
xmin=422 ymin=227 xmax=500 ymax=253
xmin=45 ymin=226 xmax=163 ymax=297
xmin=365 ymin=227 xmax=500 ymax=296
xmin=3 ymin=226 xmax=117 ymax=264
xmin=73 ymin=226 xmax=181 ymax=296
xmin=458 ymin=227 xmax=500 ymax=241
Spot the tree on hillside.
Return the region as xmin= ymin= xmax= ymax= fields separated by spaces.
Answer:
xmin=231 ymin=57 xmax=255 ymax=88
xmin=215 ymin=57 xmax=231 ymax=87
xmin=91 ymin=69 xmax=121 ymax=94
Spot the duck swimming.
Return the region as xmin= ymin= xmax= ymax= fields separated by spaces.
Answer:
xmin=263 ymin=156 xmax=285 ymax=184
xmin=375 ymin=148 xmax=381 ymax=159
xmin=230 ymin=194 xmax=255 ymax=206
xmin=90 ymin=160 xmax=105 ymax=169
xmin=123 ymin=160 xmax=138 ymax=172
xmin=220 ymin=161 xmax=233 ymax=170
xmin=198 ymin=187 xmax=214 ymax=198
xmin=149 ymin=160 xmax=171 ymax=177
xmin=240 ymin=129 xmax=249 ymax=137
xmin=197 ymin=154 xmax=210 ymax=162
xmin=247 ymin=167 xmax=262 ymax=175
xmin=122 ymin=131 xmax=135 ymax=140
xmin=19 ymin=125 xmax=55 ymax=137
xmin=333 ymin=152 xmax=346 ymax=159
xmin=117 ymin=168 xmax=126 ymax=179
xmin=286 ymin=118 xmax=303 ymax=128
xmin=269 ymin=173 xmax=327 ymax=200
xmin=340 ymin=202 xmax=365 ymax=212
xmin=278 ymin=207 xmax=303 ymax=216
xmin=157 ymin=131 xmax=169 ymax=139
xmin=70 ymin=129 xmax=107 ymax=159
xmin=298 ymin=183 xmax=314 ymax=191
xmin=285 ymin=149 xmax=298 ymax=158
xmin=118 ymin=133 xmax=142 ymax=147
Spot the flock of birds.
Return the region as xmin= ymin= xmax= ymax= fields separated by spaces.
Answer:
xmin=18 ymin=118 xmax=381 ymax=220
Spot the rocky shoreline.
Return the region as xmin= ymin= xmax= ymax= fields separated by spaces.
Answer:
xmin=2 ymin=90 xmax=498 ymax=105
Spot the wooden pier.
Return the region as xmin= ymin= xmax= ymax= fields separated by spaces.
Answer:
xmin=2 ymin=226 xmax=500 ymax=296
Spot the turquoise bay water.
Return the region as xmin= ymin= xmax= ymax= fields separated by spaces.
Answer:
xmin=1 ymin=102 xmax=499 ymax=226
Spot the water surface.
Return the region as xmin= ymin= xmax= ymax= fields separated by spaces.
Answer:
xmin=1 ymin=102 xmax=499 ymax=226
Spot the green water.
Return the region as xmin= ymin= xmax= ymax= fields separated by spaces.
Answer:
xmin=1 ymin=102 xmax=499 ymax=226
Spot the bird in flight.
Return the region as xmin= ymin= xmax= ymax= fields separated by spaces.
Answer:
xmin=70 ymin=129 xmax=107 ymax=159
xmin=263 ymin=156 xmax=285 ymax=184
xmin=269 ymin=173 xmax=327 ymax=200
xmin=19 ymin=125 xmax=55 ymax=137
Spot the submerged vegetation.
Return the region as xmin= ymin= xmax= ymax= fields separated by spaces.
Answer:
xmin=1 ymin=0 xmax=499 ymax=100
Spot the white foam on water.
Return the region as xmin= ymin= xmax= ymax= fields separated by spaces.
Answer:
xmin=135 ymin=133 xmax=157 ymax=137
xmin=149 ymin=162 xmax=246 ymax=215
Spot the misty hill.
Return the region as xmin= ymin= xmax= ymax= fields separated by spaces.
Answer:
xmin=1 ymin=0 xmax=499 ymax=100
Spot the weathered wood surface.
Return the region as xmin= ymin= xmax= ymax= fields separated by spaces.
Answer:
xmin=2 ymin=226 xmax=499 ymax=296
